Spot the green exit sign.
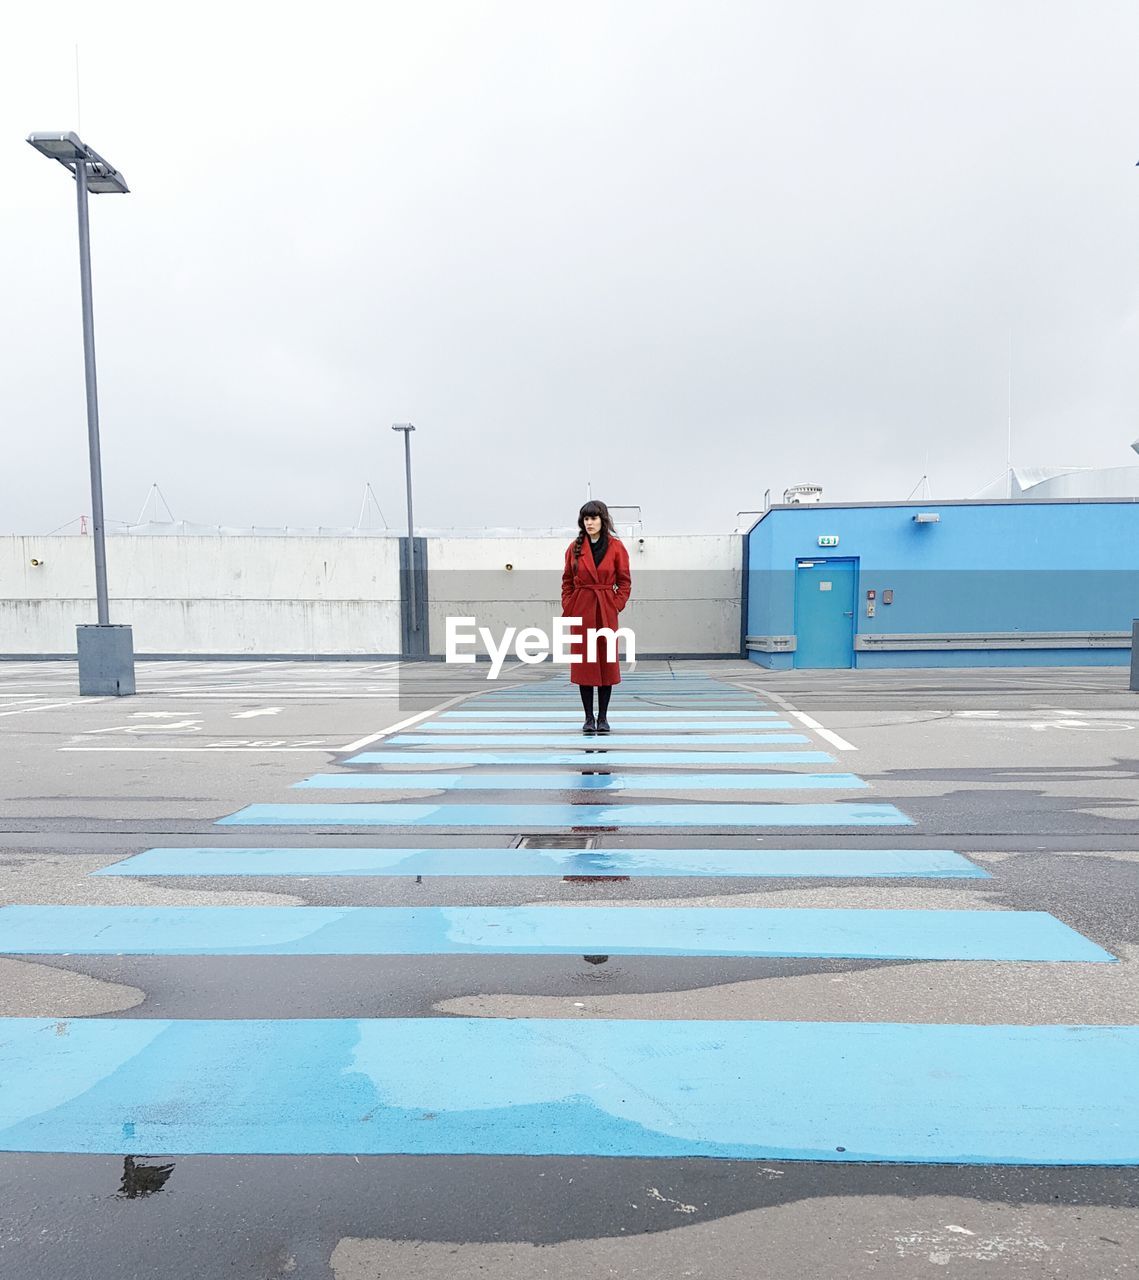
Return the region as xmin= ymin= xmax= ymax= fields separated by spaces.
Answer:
xmin=817 ymin=535 xmax=840 ymax=547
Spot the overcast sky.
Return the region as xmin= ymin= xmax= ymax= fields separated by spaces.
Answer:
xmin=2 ymin=0 xmax=1137 ymax=535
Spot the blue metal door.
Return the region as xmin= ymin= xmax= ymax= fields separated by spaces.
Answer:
xmin=794 ymin=559 xmax=856 ymax=668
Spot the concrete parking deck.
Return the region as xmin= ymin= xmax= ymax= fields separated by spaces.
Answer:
xmin=0 ymin=658 xmax=1136 ymax=1278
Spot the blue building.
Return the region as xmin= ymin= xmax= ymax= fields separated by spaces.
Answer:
xmin=744 ymin=499 xmax=1139 ymax=669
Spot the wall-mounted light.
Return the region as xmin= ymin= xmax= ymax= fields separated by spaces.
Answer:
xmin=912 ymin=513 xmax=940 ymax=524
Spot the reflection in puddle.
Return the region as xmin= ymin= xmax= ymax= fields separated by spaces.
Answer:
xmin=117 ymin=1155 xmax=176 ymax=1198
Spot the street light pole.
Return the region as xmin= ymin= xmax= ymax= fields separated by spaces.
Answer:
xmin=28 ymin=132 xmax=134 ymax=694
xmin=74 ymin=156 xmax=110 ymax=625
xmin=391 ymin=423 xmax=418 ymax=639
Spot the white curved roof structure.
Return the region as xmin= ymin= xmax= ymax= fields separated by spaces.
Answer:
xmin=974 ymin=442 xmax=1139 ymax=499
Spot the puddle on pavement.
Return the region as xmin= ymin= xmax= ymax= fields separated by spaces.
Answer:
xmin=117 ymin=1155 xmax=176 ymax=1199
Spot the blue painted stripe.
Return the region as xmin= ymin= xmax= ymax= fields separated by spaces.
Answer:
xmin=479 ymin=695 xmax=759 ymax=703
xmin=478 ymin=691 xmax=758 ymax=697
xmin=443 ymin=711 xmax=780 ymax=719
xmin=217 ymin=802 xmax=912 ymax=828
xmin=485 ymin=682 xmax=744 ymax=689
xmin=2 ymin=1018 xmax=1132 ymax=1161
xmin=484 ymin=682 xmax=738 ymax=688
xmin=0 ymin=906 xmax=1108 ymax=959
xmin=95 ymin=847 xmax=989 ymax=878
xmin=420 ymin=721 xmax=784 ymax=731
xmin=476 ymin=696 xmax=757 ymax=706
xmin=468 ymin=706 xmax=762 ymax=716
xmin=469 ymin=703 xmax=764 ymax=711
xmin=293 ymin=772 xmax=868 ymax=792
xmin=392 ymin=732 xmax=796 ymax=746
xmin=346 ymin=750 xmax=833 ymax=766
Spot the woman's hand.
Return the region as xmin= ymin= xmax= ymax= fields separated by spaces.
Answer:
xmin=614 ymin=544 xmax=632 ymax=612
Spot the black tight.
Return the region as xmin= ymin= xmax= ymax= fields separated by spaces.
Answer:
xmin=579 ymin=685 xmax=613 ymax=717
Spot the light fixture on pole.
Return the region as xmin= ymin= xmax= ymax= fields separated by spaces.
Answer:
xmin=27 ymin=131 xmax=135 ymax=695
xmin=391 ymin=423 xmax=418 ymax=639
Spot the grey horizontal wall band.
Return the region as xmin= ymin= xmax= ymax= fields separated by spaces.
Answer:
xmin=854 ymin=631 xmax=1131 ymax=651
xmin=745 ymin=635 xmax=798 ymax=652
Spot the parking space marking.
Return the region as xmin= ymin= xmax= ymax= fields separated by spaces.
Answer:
xmin=754 ymin=690 xmax=859 ymax=751
xmin=0 ymin=700 xmax=88 ymax=717
xmin=59 ymin=745 xmax=334 ymax=753
xmin=339 ymin=695 xmax=475 ymax=753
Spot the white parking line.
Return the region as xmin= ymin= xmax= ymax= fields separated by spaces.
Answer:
xmin=737 ymin=687 xmax=859 ymax=752
xmin=60 ymin=746 xmax=331 ymax=752
xmin=339 ymin=694 xmax=473 ymax=752
xmin=164 ymin=693 xmax=400 ymax=700
xmin=0 ymin=700 xmax=88 ymax=717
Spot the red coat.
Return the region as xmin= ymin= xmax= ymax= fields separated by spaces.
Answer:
xmin=561 ymin=536 xmax=632 ymax=686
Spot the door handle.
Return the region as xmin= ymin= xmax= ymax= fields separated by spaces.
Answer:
xmin=842 ymin=611 xmax=853 ymax=617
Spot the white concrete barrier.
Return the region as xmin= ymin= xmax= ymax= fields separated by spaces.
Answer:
xmin=0 ymin=533 xmax=741 ymax=657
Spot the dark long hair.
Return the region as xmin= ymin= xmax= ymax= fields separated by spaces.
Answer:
xmin=573 ymin=500 xmax=616 ymax=567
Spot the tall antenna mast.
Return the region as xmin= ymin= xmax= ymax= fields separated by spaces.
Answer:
xmin=135 ymin=483 xmax=175 ymax=525
xmin=356 ymin=482 xmax=388 ymax=530
xmin=1006 ymin=331 xmax=1013 ymax=498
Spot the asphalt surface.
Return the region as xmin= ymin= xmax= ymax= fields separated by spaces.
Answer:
xmin=0 ymin=657 xmax=1136 ymax=1279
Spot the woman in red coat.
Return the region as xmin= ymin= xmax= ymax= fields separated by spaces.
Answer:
xmin=561 ymin=500 xmax=632 ymax=733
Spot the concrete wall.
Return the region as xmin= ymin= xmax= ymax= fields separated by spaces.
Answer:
xmin=0 ymin=536 xmax=403 ymax=656
xmin=1 ymin=533 xmax=742 ymax=658
xmin=426 ymin=535 xmax=741 ymax=659
xmin=746 ymin=499 xmax=1139 ymax=669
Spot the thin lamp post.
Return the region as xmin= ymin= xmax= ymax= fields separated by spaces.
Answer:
xmin=27 ymin=132 xmax=128 ymax=630
xmin=391 ymin=423 xmax=417 ymax=635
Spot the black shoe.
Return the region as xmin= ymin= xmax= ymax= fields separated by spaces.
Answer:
xmin=582 ymin=716 xmax=596 ymax=734
xmin=596 ymin=717 xmax=610 ymax=734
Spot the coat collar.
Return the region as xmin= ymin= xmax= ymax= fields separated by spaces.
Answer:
xmin=578 ymin=534 xmax=614 ymax=578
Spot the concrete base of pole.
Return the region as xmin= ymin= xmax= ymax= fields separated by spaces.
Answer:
xmin=1131 ymin=620 xmax=1139 ymax=693
xmin=77 ymin=624 xmax=136 ymax=696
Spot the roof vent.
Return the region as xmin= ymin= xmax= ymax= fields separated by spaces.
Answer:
xmin=783 ymin=483 xmax=823 ymax=504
